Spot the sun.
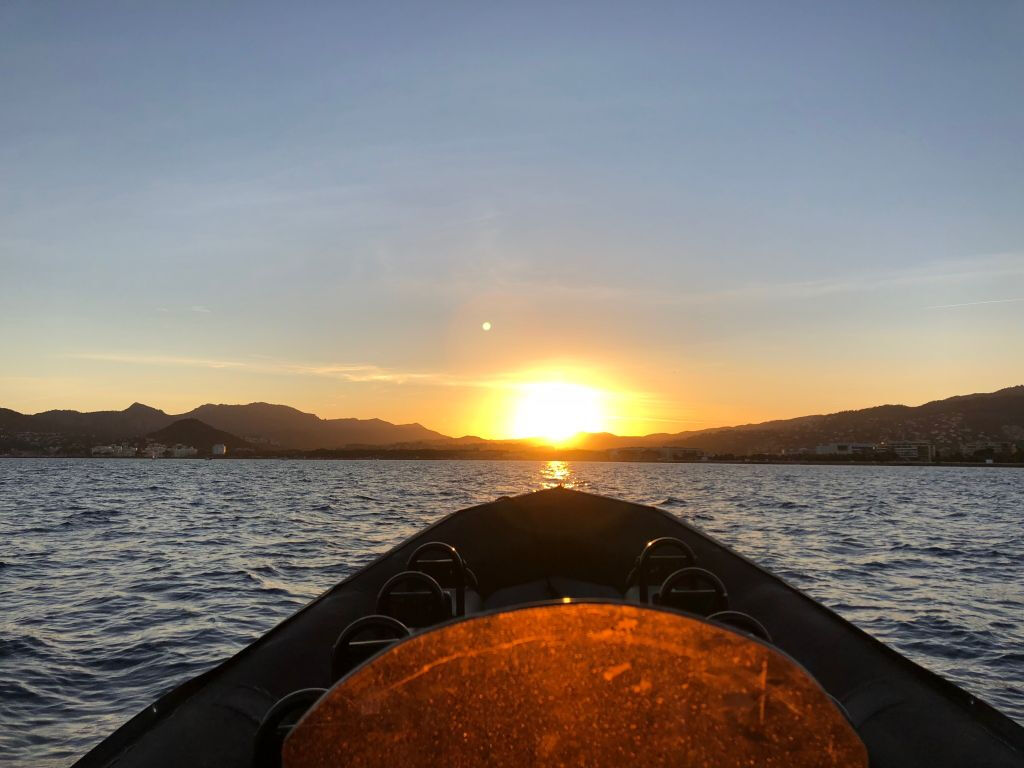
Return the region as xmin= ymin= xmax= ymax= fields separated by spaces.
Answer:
xmin=510 ymin=381 xmax=608 ymax=444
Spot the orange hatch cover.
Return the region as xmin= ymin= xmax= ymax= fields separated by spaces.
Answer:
xmin=285 ymin=602 xmax=867 ymax=767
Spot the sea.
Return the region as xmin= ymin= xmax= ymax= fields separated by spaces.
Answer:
xmin=1 ymin=458 xmax=1022 ymax=766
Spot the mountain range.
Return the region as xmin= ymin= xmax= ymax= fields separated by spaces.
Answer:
xmin=2 ymin=385 xmax=1023 ymax=455
xmin=0 ymin=402 xmax=446 ymax=449
xmin=572 ymin=385 xmax=1024 ymax=454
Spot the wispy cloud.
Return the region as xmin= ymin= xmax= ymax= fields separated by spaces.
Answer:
xmin=398 ymin=251 xmax=1024 ymax=308
xmin=71 ymin=353 xmax=246 ymax=370
xmin=190 ymin=305 xmax=212 ymax=314
xmin=666 ymin=254 xmax=1024 ymax=307
xmin=925 ymin=297 xmax=1024 ymax=310
xmin=284 ymin=362 xmax=466 ymax=386
xmin=67 ymin=352 xmax=472 ymax=386
xmin=64 ymin=353 xmax=658 ymax=400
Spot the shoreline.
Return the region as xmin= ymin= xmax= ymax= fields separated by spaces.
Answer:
xmin=2 ymin=455 xmax=1022 ymax=468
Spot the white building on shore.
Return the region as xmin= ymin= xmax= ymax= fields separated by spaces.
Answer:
xmin=877 ymin=441 xmax=935 ymax=461
xmin=815 ymin=443 xmax=875 ymax=456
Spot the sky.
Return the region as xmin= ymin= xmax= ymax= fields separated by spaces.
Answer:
xmin=2 ymin=1 xmax=1023 ymax=438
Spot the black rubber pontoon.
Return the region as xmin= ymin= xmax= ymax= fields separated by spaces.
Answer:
xmin=73 ymin=488 xmax=1024 ymax=767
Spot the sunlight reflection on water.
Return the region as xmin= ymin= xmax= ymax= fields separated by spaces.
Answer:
xmin=540 ymin=460 xmax=572 ymax=487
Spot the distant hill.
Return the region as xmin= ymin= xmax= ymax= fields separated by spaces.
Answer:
xmin=598 ymin=385 xmax=1024 ymax=455
xmin=0 ymin=407 xmax=45 ymax=432
xmin=146 ymin=419 xmax=250 ymax=453
xmin=30 ymin=402 xmax=175 ymax=439
xmin=0 ymin=401 xmax=452 ymax=449
xmin=178 ymin=402 xmax=449 ymax=449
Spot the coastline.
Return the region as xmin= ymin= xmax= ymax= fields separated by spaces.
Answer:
xmin=2 ymin=454 xmax=1022 ymax=468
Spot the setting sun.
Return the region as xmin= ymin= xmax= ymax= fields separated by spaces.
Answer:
xmin=510 ymin=381 xmax=609 ymax=444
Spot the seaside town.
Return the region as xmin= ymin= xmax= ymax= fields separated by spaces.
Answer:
xmin=2 ymin=433 xmax=1019 ymax=464
xmin=609 ymin=440 xmax=1018 ymax=463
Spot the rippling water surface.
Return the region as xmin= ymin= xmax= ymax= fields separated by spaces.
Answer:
xmin=2 ymin=458 xmax=1022 ymax=765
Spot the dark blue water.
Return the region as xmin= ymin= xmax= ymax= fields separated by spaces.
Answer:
xmin=1 ymin=459 xmax=1022 ymax=766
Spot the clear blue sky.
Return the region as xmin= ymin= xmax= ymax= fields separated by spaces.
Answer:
xmin=2 ymin=1 xmax=1022 ymax=436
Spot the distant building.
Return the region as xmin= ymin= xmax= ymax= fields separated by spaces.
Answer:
xmin=91 ymin=444 xmax=136 ymax=457
xmin=609 ymin=447 xmax=660 ymax=462
xmin=146 ymin=443 xmax=167 ymax=458
xmin=610 ymin=446 xmax=703 ymax=462
xmin=169 ymin=444 xmax=198 ymax=458
xmin=212 ymin=443 xmax=228 ymax=456
xmin=815 ymin=443 xmax=875 ymax=456
xmin=660 ymin=446 xmax=703 ymax=461
xmin=877 ymin=441 xmax=935 ymax=461
xmin=961 ymin=440 xmax=1017 ymax=457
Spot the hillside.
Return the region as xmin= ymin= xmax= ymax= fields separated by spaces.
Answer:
xmin=146 ymin=419 xmax=250 ymax=453
xmin=0 ymin=401 xmax=452 ymax=449
xmin=179 ymin=403 xmax=449 ymax=448
xmin=31 ymin=402 xmax=175 ymax=439
xmin=632 ymin=385 xmax=1024 ymax=455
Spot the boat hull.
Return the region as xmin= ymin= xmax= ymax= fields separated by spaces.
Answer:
xmin=73 ymin=488 xmax=1024 ymax=767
